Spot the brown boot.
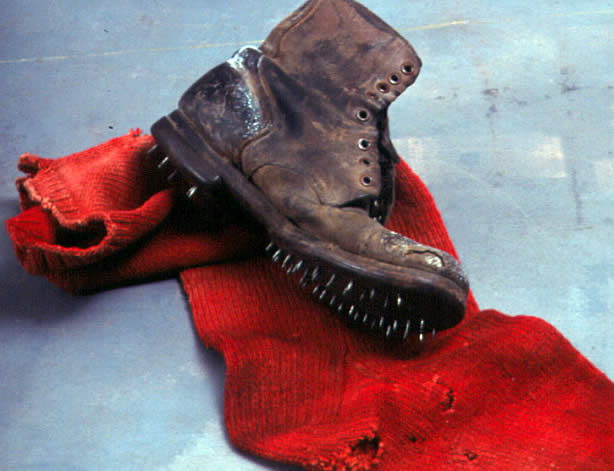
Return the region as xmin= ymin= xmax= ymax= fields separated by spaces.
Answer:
xmin=150 ymin=0 xmax=469 ymax=341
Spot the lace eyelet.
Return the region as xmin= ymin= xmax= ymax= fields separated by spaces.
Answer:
xmin=360 ymin=158 xmax=372 ymax=166
xmin=361 ymin=175 xmax=373 ymax=186
xmin=401 ymin=63 xmax=413 ymax=75
xmin=358 ymin=138 xmax=370 ymax=150
xmin=377 ymin=82 xmax=389 ymax=93
xmin=389 ymin=73 xmax=400 ymax=85
xmin=356 ymin=109 xmax=370 ymax=121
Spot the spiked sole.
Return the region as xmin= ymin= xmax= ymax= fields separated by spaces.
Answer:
xmin=151 ymin=110 xmax=467 ymax=340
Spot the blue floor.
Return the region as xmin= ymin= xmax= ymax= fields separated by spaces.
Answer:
xmin=1 ymin=1 xmax=613 ymax=470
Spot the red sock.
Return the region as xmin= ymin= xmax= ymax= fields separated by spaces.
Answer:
xmin=7 ymin=131 xmax=613 ymax=470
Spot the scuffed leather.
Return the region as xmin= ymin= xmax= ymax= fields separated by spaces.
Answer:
xmin=171 ymin=0 xmax=468 ymax=291
xmin=178 ymin=47 xmax=272 ymax=165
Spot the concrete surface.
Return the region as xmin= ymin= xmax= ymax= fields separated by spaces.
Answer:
xmin=1 ymin=0 xmax=612 ymax=469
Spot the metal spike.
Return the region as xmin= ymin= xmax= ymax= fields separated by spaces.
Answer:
xmin=272 ymin=249 xmax=283 ymax=263
xmin=432 ymin=328 xmax=437 ymax=339
xmin=362 ymin=313 xmax=369 ymax=324
xmin=325 ymin=274 xmax=336 ymax=288
xmin=186 ymin=186 xmax=198 ymax=199
xmin=403 ymin=320 xmax=411 ymax=340
xmin=419 ymin=319 xmax=426 ymax=343
xmin=353 ymin=310 xmax=360 ymax=321
xmin=369 ymin=288 xmax=376 ymax=300
xmin=379 ymin=316 xmax=385 ymax=328
xmin=291 ymin=260 xmax=304 ymax=274
xmin=348 ymin=305 xmax=356 ymax=316
xmin=329 ymin=295 xmax=337 ymax=307
xmin=359 ymin=291 xmax=366 ymax=302
xmin=312 ymin=285 xmax=321 ymax=296
xmin=311 ymin=266 xmax=320 ymax=282
xmin=265 ymin=242 xmax=276 ymax=254
xmin=167 ymin=169 xmax=178 ymax=182
xmin=383 ymin=295 xmax=389 ymax=309
xmin=281 ymin=254 xmax=292 ymax=269
xmin=342 ymin=281 xmax=354 ymax=296
xmin=157 ymin=156 xmax=169 ymax=169
xmin=147 ymin=145 xmax=158 ymax=155
xmin=299 ymin=268 xmax=310 ymax=287
xmin=319 ymin=289 xmax=328 ymax=302
xmin=386 ymin=325 xmax=392 ymax=338
xmin=397 ymin=294 xmax=403 ymax=308
xmin=337 ymin=303 xmax=345 ymax=313
xmin=392 ymin=319 xmax=398 ymax=331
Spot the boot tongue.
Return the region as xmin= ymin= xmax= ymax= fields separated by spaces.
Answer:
xmin=261 ymin=0 xmax=421 ymax=112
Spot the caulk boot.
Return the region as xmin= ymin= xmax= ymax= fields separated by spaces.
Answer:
xmin=150 ymin=0 xmax=469 ymax=340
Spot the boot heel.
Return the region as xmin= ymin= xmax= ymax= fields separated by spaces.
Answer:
xmin=149 ymin=112 xmax=252 ymax=225
xmin=151 ymin=111 xmax=223 ymax=191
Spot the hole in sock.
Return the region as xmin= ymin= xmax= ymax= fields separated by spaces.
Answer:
xmin=442 ymin=389 xmax=455 ymax=411
xmin=464 ymin=451 xmax=478 ymax=461
xmin=351 ymin=435 xmax=381 ymax=457
xmin=313 ymin=432 xmax=383 ymax=470
xmin=342 ymin=434 xmax=383 ymax=470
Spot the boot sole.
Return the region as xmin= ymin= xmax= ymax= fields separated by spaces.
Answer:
xmin=151 ymin=110 xmax=467 ymax=341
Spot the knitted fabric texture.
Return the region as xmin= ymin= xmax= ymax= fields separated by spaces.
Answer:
xmin=6 ymin=130 xmax=614 ymax=470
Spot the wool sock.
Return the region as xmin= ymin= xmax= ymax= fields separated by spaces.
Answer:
xmin=7 ymin=131 xmax=613 ymax=470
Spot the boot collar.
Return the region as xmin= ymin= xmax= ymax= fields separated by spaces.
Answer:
xmin=260 ymin=0 xmax=421 ymax=112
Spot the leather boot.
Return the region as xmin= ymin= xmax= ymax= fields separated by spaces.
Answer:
xmin=150 ymin=0 xmax=469 ymax=341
